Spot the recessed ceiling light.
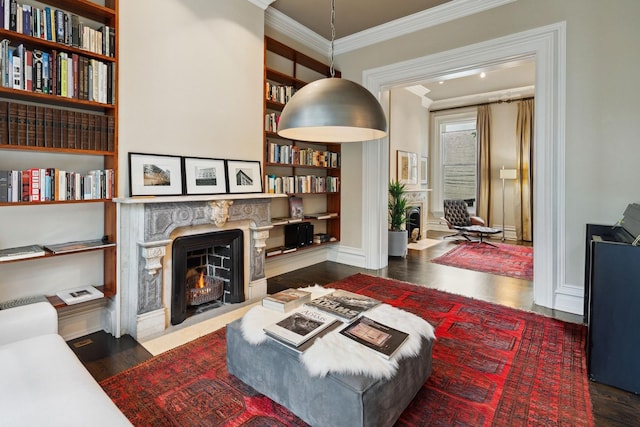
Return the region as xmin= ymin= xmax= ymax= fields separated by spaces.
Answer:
xmin=480 ymin=72 xmax=486 ymax=78
xmin=438 ymin=81 xmax=444 ymax=85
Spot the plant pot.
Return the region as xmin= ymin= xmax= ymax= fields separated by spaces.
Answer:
xmin=388 ymin=230 xmax=408 ymax=257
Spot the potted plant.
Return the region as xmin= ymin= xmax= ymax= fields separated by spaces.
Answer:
xmin=388 ymin=180 xmax=408 ymax=257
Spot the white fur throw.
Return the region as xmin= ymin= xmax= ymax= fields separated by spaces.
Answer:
xmin=240 ymin=285 xmax=436 ymax=379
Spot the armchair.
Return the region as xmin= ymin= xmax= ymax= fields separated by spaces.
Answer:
xmin=442 ymin=199 xmax=500 ymax=246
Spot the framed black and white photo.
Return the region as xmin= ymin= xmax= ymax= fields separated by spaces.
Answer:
xmin=420 ymin=156 xmax=428 ymax=185
xmin=226 ymin=160 xmax=262 ymax=194
xmin=129 ymin=152 xmax=183 ymax=196
xmin=397 ymin=150 xmax=418 ymax=185
xmin=183 ymin=157 xmax=227 ymax=195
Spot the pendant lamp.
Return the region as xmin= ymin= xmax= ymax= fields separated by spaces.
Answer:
xmin=277 ymin=0 xmax=388 ymax=143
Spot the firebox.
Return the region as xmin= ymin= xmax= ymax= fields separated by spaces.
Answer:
xmin=171 ymin=229 xmax=244 ymax=325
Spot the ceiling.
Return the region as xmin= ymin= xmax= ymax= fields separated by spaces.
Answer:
xmin=270 ymin=0 xmax=453 ymax=39
xmin=268 ymin=0 xmax=535 ymax=106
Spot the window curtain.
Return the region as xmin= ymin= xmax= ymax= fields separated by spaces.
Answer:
xmin=515 ymin=99 xmax=534 ymax=241
xmin=476 ymin=105 xmax=492 ymax=222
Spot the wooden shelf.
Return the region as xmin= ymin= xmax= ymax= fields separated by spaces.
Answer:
xmin=265 ymin=240 xmax=339 ymax=259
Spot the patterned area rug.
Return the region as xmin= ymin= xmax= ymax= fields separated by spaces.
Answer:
xmin=431 ymin=242 xmax=533 ymax=280
xmin=100 ymin=274 xmax=592 ymax=426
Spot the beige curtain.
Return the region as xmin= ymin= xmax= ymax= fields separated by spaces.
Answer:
xmin=515 ymin=99 xmax=534 ymax=241
xmin=476 ymin=105 xmax=492 ymax=222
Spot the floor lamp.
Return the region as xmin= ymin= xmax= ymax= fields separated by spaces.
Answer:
xmin=500 ymin=166 xmax=517 ymax=242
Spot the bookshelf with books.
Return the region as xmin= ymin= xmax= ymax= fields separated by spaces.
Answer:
xmin=263 ymin=36 xmax=341 ymax=257
xmin=0 ymin=0 xmax=118 ymax=310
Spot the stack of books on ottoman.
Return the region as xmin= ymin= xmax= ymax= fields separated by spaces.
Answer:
xmin=261 ymin=288 xmax=409 ymax=359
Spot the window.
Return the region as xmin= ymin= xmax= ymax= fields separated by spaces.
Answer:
xmin=431 ymin=111 xmax=477 ymax=215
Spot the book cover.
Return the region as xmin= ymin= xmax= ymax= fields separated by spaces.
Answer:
xmin=288 ymin=196 xmax=303 ymax=219
xmin=0 ymin=244 xmax=45 ymax=261
xmin=56 ymin=285 xmax=103 ymax=305
xmin=262 ymin=288 xmax=312 ymax=312
xmin=263 ymin=307 xmax=337 ymax=347
xmin=305 ymin=290 xmax=381 ymax=322
xmin=339 ymin=316 xmax=409 ymax=360
xmin=43 ymin=238 xmax=114 ymax=254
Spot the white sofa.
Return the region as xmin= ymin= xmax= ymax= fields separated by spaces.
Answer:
xmin=0 ymin=302 xmax=131 ymax=426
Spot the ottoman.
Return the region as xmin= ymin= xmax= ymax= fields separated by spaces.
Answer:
xmin=226 ymin=318 xmax=433 ymax=427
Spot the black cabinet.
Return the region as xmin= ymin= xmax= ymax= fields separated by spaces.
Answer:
xmin=585 ymin=222 xmax=640 ymax=394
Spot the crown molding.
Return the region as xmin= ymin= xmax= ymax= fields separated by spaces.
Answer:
xmin=247 ymin=0 xmax=275 ymax=11
xmin=264 ymin=0 xmax=518 ymax=56
xmin=428 ymin=85 xmax=534 ymax=110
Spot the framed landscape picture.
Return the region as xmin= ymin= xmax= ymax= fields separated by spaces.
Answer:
xmin=183 ymin=157 xmax=227 ymax=195
xmin=129 ymin=152 xmax=183 ymax=196
xmin=397 ymin=150 xmax=418 ymax=185
xmin=420 ymin=156 xmax=428 ymax=185
xmin=226 ymin=160 xmax=262 ymax=194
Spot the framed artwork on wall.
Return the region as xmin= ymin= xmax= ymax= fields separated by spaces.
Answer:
xmin=129 ymin=152 xmax=183 ymax=196
xmin=183 ymin=157 xmax=227 ymax=195
xmin=420 ymin=156 xmax=428 ymax=185
xmin=226 ymin=160 xmax=263 ymax=194
xmin=397 ymin=150 xmax=418 ymax=185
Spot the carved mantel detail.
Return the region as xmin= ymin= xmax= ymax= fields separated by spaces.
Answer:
xmin=210 ymin=200 xmax=234 ymax=227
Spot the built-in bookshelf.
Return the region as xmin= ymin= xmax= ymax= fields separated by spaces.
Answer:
xmin=0 ymin=0 xmax=118 ymax=309
xmin=263 ymin=36 xmax=341 ymax=256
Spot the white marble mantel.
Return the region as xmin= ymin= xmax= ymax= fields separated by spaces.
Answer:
xmin=114 ymin=193 xmax=284 ymax=340
xmin=404 ymin=189 xmax=431 ymax=240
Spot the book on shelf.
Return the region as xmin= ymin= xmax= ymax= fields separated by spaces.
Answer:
xmin=288 ymin=196 xmax=304 ymax=219
xmin=265 ymin=247 xmax=283 ymax=257
xmin=263 ymin=307 xmax=339 ymax=348
xmin=313 ymin=233 xmax=331 ymax=244
xmin=305 ymin=212 xmax=338 ymax=220
xmin=43 ymin=238 xmax=115 ymax=254
xmin=270 ymin=217 xmax=303 ymax=226
xmin=55 ymin=285 xmax=103 ymax=305
xmin=305 ymin=290 xmax=381 ymax=323
xmin=262 ymin=288 xmax=312 ymax=312
xmin=339 ymin=316 xmax=410 ymax=360
xmin=0 ymin=244 xmax=45 ymax=261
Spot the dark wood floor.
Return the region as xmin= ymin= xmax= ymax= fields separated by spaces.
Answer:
xmin=71 ymin=232 xmax=640 ymax=426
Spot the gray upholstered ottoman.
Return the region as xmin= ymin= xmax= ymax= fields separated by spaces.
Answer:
xmin=226 ymin=318 xmax=433 ymax=427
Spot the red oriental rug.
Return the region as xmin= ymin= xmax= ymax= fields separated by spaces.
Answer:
xmin=100 ymin=274 xmax=592 ymax=426
xmin=431 ymin=242 xmax=533 ymax=280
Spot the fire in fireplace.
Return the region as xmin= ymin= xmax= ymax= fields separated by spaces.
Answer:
xmin=171 ymin=229 xmax=244 ymax=325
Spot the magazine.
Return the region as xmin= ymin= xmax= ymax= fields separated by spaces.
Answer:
xmin=263 ymin=307 xmax=338 ymax=347
xmin=265 ymin=320 xmax=341 ymax=353
xmin=305 ymin=289 xmax=381 ymax=322
xmin=56 ymin=285 xmax=104 ymax=305
xmin=339 ymin=316 xmax=409 ymax=360
xmin=262 ymin=288 xmax=312 ymax=312
xmin=44 ymin=239 xmax=115 ymax=254
xmin=0 ymin=244 xmax=45 ymax=262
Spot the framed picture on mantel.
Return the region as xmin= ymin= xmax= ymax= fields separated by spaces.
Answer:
xmin=129 ymin=152 xmax=183 ymax=196
xmin=420 ymin=156 xmax=428 ymax=186
xmin=226 ymin=160 xmax=262 ymax=194
xmin=183 ymin=157 xmax=227 ymax=195
xmin=397 ymin=150 xmax=418 ymax=185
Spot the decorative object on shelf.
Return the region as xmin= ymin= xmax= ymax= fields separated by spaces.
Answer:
xmin=499 ymin=166 xmax=517 ymax=242
xmin=288 ymin=196 xmax=304 ymax=219
xmin=56 ymin=285 xmax=104 ymax=305
xmin=397 ymin=150 xmax=418 ymax=185
xmin=226 ymin=160 xmax=262 ymax=194
xmin=182 ymin=157 xmax=227 ymax=195
xmin=129 ymin=153 xmax=183 ymax=196
xmin=276 ymin=0 xmax=387 ymax=143
xmin=420 ymin=156 xmax=429 ymax=185
xmin=388 ymin=180 xmax=408 ymax=257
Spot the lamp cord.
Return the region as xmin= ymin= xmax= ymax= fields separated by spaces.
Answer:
xmin=330 ymin=0 xmax=335 ymax=77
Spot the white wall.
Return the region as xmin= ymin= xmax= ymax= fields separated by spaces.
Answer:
xmin=335 ymin=0 xmax=640 ymax=295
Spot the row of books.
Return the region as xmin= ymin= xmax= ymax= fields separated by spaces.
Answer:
xmin=0 ymin=102 xmax=115 ymax=151
xmin=261 ymin=288 xmax=409 ymax=359
xmin=0 ymin=168 xmax=114 ymax=202
xmin=265 ymin=82 xmax=295 ymax=105
xmin=0 ymin=238 xmax=115 ymax=262
xmin=267 ymin=142 xmax=340 ymax=168
xmin=0 ymin=40 xmax=115 ymax=104
xmin=265 ymin=112 xmax=279 ymax=133
xmin=265 ymin=174 xmax=340 ymax=194
xmin=0 ymin=1 xmax=115 ymax=57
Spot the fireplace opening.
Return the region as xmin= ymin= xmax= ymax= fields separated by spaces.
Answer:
xmin=406 ymin=206 xmax=421 ymax=242
xmin=171 ymin=229 xmax=244 ymax=325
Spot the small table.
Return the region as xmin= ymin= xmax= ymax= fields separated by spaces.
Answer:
xmin=226 ymin=318 xmax=433 ymax=427
xmin=455 ymin=225 xmax=501 ymax=247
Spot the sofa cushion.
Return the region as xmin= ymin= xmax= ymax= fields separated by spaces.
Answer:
xmin=0 ymin=333 xmax=131 ymax=426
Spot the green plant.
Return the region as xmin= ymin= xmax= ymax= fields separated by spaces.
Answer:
xmin=388 ymin=180 xmax=408 ymax=231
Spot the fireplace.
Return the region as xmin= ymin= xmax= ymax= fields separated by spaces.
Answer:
xmin=116 ymin=195 xmax=278 ymax=341
xmin=171 ymin=229 xmax=244 ymax=325
xmin=406 ymin=206 xmax=421 ymax=241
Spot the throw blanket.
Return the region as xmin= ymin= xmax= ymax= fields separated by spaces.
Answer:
xmin=241 ymin=285 xmax=435 ymax=379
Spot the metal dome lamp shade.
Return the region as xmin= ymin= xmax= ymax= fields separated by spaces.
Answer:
xmin=276 ymin=0 xmax=387 ymax=143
